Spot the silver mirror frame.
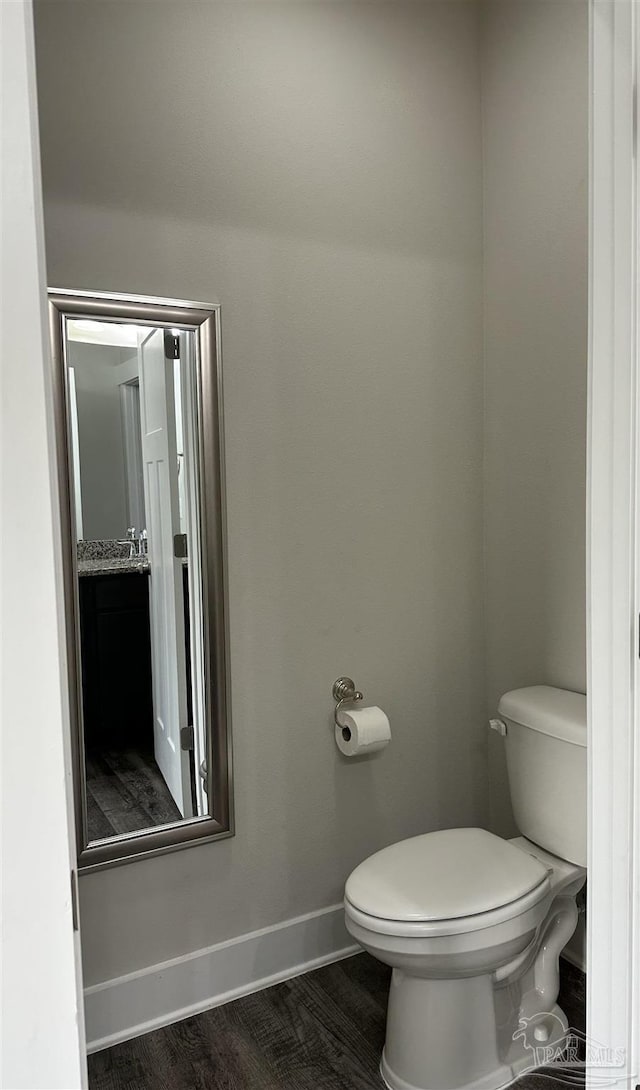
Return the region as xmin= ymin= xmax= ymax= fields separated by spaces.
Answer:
xmin=48 ymin=288 xmax=233 ymax=871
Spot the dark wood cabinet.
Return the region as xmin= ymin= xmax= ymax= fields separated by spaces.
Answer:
xmin=79 ymin=572 xmax=154 ymax=750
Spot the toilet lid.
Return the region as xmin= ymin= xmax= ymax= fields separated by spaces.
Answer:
xmin=345 ymin=828 xmax=550 ymax=922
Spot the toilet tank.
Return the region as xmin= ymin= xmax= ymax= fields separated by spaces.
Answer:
xmin=497 ymin=686 xmax=587 ymax=867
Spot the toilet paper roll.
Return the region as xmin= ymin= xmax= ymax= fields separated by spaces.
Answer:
xmin=335 ymin=705 xmax=391 ymax=757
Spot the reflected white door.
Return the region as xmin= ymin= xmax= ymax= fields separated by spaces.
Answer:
xmin=138 ymin=328 xmax=192 ymax=817
xmin=67 ymin=366 xmax=84 ymax=539
xmin=179 ymin=337 xmax=208 ymax=815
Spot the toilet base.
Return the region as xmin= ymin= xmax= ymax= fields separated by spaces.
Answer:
xmin=380 ymin=1030 xmax=568 ymax=1090
xmin=379 ymin=968 xmax=569 ymax=1090
xmin=380 ymin=1051 xmax=516 ymax=1090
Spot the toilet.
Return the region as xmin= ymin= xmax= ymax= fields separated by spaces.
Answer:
xmin=344 ymin=685 xmax=586 ymax=1090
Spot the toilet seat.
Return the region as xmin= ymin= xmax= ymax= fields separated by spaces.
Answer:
xmin=345 ymin=827 xmax=551 ymax=935
xmin=345 ymin=876 xmax=551 ymax=939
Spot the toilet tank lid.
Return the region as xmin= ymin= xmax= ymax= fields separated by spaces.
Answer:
xmin=498 ymin=686 xmax=586 ymax=748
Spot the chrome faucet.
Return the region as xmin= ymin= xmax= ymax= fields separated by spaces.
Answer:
xmin=117 ymin=527 xmax=147 ymax=559
xmin=117 ymin=527 xmax=137 ymax=558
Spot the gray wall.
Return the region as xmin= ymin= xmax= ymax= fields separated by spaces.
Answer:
xmin=35 ymin=0 xmax=488 ymax=985
xmin=69 ymin=341 xmax=129 ymax=541
xmin=480 ymin=0 xmax=588 ymax=835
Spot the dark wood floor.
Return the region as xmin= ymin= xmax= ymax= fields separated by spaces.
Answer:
xmin=85 ymin=745 xmax=182 ymax=841
xmin=88 ymin=953 xmax=585 ymax=1090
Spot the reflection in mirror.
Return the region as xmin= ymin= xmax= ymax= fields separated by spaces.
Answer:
xmin=50 ymin=291 xmax=232 ymax=869
xmin=68 ymin=319 xmax=206 ymax=839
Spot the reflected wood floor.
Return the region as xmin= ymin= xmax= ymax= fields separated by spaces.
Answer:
xmin=88 ymin=953 xmax=585 ymax=1090
xmin=85 ymin=745 xmax=182 ymax=841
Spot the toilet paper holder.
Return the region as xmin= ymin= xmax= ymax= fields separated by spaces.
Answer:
xmin=333 ymin=677 xmax=364 ymax=728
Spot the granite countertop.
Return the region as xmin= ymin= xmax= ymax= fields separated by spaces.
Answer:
xmin=76 ymin=540 xmax=189 ymax=577
xmin=78 ymin=556 xmax=150 ymax=577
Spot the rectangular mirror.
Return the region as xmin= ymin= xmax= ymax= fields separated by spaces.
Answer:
xmin=49 ymin=289 xmax=233 ymax=870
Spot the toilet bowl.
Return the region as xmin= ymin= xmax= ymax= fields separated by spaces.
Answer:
xmin=344 ymin=686 xmax=587 ymax=1090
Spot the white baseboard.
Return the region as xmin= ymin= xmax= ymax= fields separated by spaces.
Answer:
xmin=84 ymin=903 xmax=359 ymax=1053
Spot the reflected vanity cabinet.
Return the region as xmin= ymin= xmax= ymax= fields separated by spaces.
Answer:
xmin=78 ymin=571 xmax=153 ymax=751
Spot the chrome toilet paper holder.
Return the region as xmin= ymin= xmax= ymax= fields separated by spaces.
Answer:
xmin=333 ymin=677 xmax=364 ymax=729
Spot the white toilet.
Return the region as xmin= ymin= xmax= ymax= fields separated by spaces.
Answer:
xmin=344 ymin=685 xmax=586 ymax=1090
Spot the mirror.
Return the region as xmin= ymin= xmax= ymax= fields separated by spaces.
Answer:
xmin=49 ymin=290 xmax=232 ymax=870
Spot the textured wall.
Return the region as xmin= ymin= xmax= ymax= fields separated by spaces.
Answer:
xmin=69 ymin=342 xmax=129 ymax=541
xmin=480 ymin=0 xmax=588 ymax=834
xmin=34 ymin=0 xmax=488 ymax=985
